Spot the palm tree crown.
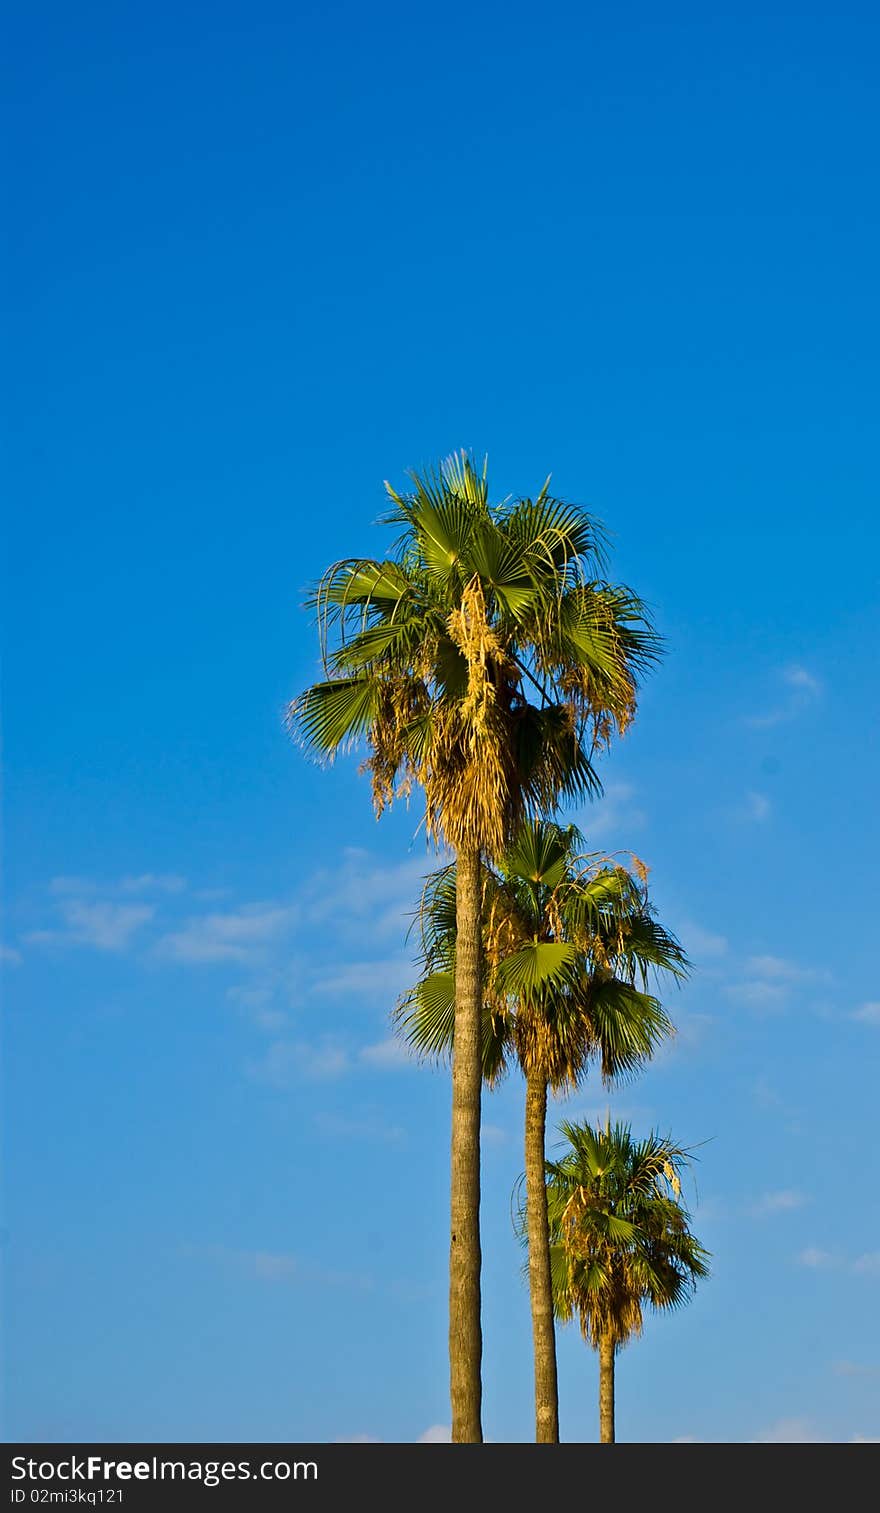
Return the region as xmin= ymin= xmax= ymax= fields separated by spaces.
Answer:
xmin=289 ymin=454 xmax=659 ymax=858
xmin=398 ymin=821 xmax=686 ymax=1085
xmin=546 ymin=1120 xmax=710 ymax=1349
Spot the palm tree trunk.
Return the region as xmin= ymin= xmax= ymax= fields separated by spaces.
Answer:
xmin=599 ymin=1331 xmax=616 ymax=1443
xmin=524 ymin=1072 xmax=559 ymax=1442
xmin=449 ymin=845 xmax=483 ymax=1442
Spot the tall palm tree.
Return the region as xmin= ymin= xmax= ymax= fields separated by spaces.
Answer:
xmin=397 ymin=820 xmax=685 ymax=1441
xmin=545 ymin=1120 xmax=710 ymax=1443
xmin=290 ymin=454 xmax=658 ymax=1441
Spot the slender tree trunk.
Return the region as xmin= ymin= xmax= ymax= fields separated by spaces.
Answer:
xmin=599 ymin=1332 xmax=616 ymax=1443
xmin=524 ymin=1072 xmax=559 ymax=1442
xmin=449 ymin=845 xmax=483 ymax=1442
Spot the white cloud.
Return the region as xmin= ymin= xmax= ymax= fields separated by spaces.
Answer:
xmin=745 ymin=955 xmax=821 ymax=983
xmin=726 ymin=954 xmax=827 ymax=1014
xmin=481 ymin=1123 xmax=509 ymax=1147
xmin=852 ymin=1002 xmax=880 ymax=1025
xmin=678 ymin=921 xmax=728 ymax=960
xmin=158 ymin=903 xmax=299 ymax=964
xmin=755 ymin=1417 xmax=818 ymax=1443
xmin=227 ymin=983 xmax=289 ymax=1032
xmin=118 ymin=873 xmax=186 ymax=894
xmin=577 ymin=782 xmax=646 ymax=843
xmin=746 ymin=664 xmax=823 ymax=728
xmin=417 ymin=1424 xmax=452 ymax=1443
xmin=656 ymin=1010 xmax=715 ymax=1061
xmin=744 ymin=790 xmax=771 ymax=822
xmin=797 ymin=1248 xmax=880 ymax=1276
xmin=50 ymin=873 xmax=185 ymax=897
xmin=358 ymin=1037 xmax=415 ymax=1070
xmin=749 ymin=1189 xmax=808 ymax=1217
xmin=315 ymin=1111 xmax=407 ymax=1145
xmin=833 ymin=1361 xmax=879 ymax=1378
xmin=250 ymin=1251 xmax=299 ymax=1282
xmin=304 ymin=850 xmax=432 ymax=941
xmin=184 ymin=1243 xmax=371 ymax=1293
xmin=0 ymin=944 xmax=22 ymax=966
xmin=783 ymin=664 xmax=822 ymax=697
xmin=798 ymin=1247 xmax=835 ymax=1269
xmin=246 ymin=1039 xmax=351 ymax=1086
xmin=26 ymin=900 xmax=155 ymax=952
xmin=249 ymin=1034 xmax=419 ymax=1085
xmin=727 ymin=979 xmax=788 ymax=1008
xmin=314 ymin=956 xmax=412 ymax=1005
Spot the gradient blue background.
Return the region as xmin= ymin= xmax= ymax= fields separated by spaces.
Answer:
xmin=3 ymin=0 xmax=879 ymax=1443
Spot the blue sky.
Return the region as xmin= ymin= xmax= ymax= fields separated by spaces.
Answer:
xmin=3 ymin=0 xmax=879 ymax=1443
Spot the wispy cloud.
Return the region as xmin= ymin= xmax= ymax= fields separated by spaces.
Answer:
xmin=797 ymin=1246 xmax=836 ymax=1269
xmin=726 ymin=953 xmax=825 ymax=1014
xmin=314 ymin=1111 xmax=407 ymax=1145
xmin=0 ymin=944 xmax=22 ymax=966
xmin=304 ymin=849 xmax=432 ymax=942
xmin=312 ymin=956 xmax=412 ymax=1005
xmin=745 ymin=955 xmax=823 ymax=983
xmin=852 ymin=1002 xmax=880 ymax=1025
xmin=246 ymin=1038 xmax=351 ymax=1085
xmin=743 ymin=790 xmax=772 ymax=822
xmin=755 ymin=1416 xmax=818 ymax=1443
xmin=183 ymin=1243 xmax=371 ymax=1292
xmin=784 ymin=665 xmax=822 ymax=697
xmin=358 ymin=1037 xmax=415 ymax=1070
xmin=417 ymin=1425 xmax=452 ymax=1444
xmin=157 ymin=903 xmax=299 ymax=964
xmin=246 ymin=1030 xmax=417 ymax=1086
xmin=118 ymin=873 xmax=186 ymax=894
xmin=726 ymin=979 xmax=788 ymax=1009
xmin=833 ymin=1360 xmax=879 ymax=1378
xmin=25 ymin=900 xmax=155 ymax=952
xmin=678 ymin=920 xmax=728 ymax=960
xmin=577 ymin=782 xmax=646 ymax=843
xmin=50 ymin=873 xmax=186 ymax=897
xmin=797 ymin=1247 xmax=880 ymax=1276
xmin=226 ymin=982 xmax=289 ymax=1032
xmin=746 ymin=664 xmax=823 ymax=729
xmin=749 ymin=1189 xmax=808 ymax=1217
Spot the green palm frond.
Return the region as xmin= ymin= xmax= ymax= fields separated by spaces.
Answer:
xmin=495 ymin=941 xmax=580 ymax=1000
xmin=394 ymin=969 xmax=509 ymax=1083
xmin=587 ymin=980 xmax=674 ymax=1083
xmin=291 ymin=453 xmax=660 ymax=859
xmin=537 ymin=1117 xmax=709 ymax=1349
xmin=393 ymin=820 xmax=682 ymax=1089
xmin=288 ymin=676 xmax=380 ymax=753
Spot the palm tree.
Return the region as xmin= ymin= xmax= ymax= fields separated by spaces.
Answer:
xmin=398 ymin=820 xmax=685 ymax=1441
xmin=545 ymin=1120 xmax=710 ymax=1443
xmin=290 ymin=454 xmax=658 ymax=1441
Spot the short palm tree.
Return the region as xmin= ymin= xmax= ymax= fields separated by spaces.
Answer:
xmin=545 ymin=1120 xmax=710 ymax=1443
xmin=290 ymin=455 xmax=658 ymax=1441
xmin=398 ymin=820 xmax=685 ymax=1441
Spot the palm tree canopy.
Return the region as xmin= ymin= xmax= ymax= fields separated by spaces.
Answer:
xmin=396 ymin=820 xmax=688 ymax=1088
xmin=542 ymin=1120 xmax=710 ymax=1349
xmin=289 ymin=454 xmax=660 ymax=857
